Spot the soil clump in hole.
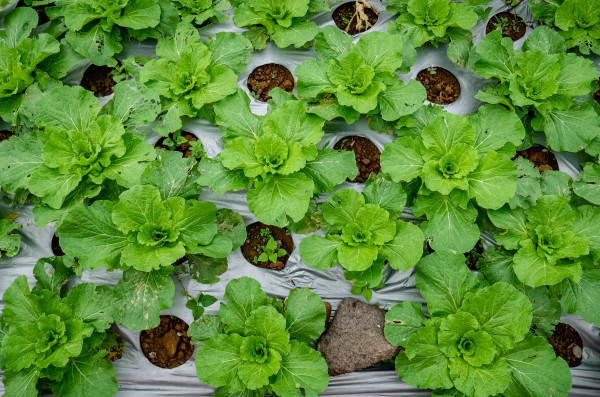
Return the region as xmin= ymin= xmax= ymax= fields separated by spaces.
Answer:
xmin=318 ymin=297 xmax=400 ymax=376
xmin=155 ymin=132 xmax=202 ymax=160
xmin=333 ymin=1 xmax=378 ymax=35
xmin=513 ymin=145 xmax=559 ymax=173
xmin=247 ymin=63 xmax=294 ymax=102
xmin=140 ymin=315 xmax=194 ymax=369
xmin=416 ymin=67 xmax=461 ymax=105
xmin=81 ymin=65 xmax=117 ymax=97
xmin=241 ymin=222 xmax=294 ymax=270
xmin=547 ymin=322 xmax=583 ymax=367
xmin=0 ymin=131 xmax=13 ymax=143
xmin=334 ymin=136 xmax=380 ymax=183
xmin=486 ymin=12 xmax=526 ymax=41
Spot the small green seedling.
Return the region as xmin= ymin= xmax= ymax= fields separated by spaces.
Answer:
xmin=254 ymin=236 xmax=287 ymax=264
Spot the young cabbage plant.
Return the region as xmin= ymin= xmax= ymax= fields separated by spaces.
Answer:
xmin=56 ymin=153 xmax=246 ymax=331
xmin=380 ymin=104 xmax=524 ymax=253
xmin=0 ymin=257 xmax=121 ymax=397
xmin=0 ymin=212 xmax=21 ymax=258
xmin=137 ymin=22 xmax=253 ymax=135
xmin=197 ymin=88 xmax=358 ymax=227
xmin=484 ymin=194 xmax=600 ymax=327
xmin=530 ymin=0 xmax=600 ymax=55
xmin=299 ymin=174 xmax=423 ymax=300
xmin=294 ymin=25 xmax=425 ymax=124
xmin=174 ymin=0 xmax=230 ymax=26
xmin=45 ymin=0 xmax=178 ymax=66
xmin=191 ymin=277 xmax=329 ymax=397
xmin=0 ymin=7 xmax=83 ymax=125
xmin=0 ymin=83 xmax=160 ymax=227
xmin=230 ymin=0 xmax=339 ymax=50
xmin=385 ymin=250 xmax=572 ymax=397
xmin=386 ymin=0 xmax=491 ymax=65
xmin=469 ymin=26 xmax=600 ymax=152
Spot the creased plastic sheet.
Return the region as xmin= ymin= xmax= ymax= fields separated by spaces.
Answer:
xmin=1 ymin=1 xmax=600 ymax=396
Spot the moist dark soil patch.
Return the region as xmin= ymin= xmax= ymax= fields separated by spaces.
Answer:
xmin=51 ymin=234 xmax=65 ymax=256
xmin=416 ymin=67 xmax=461 ymax=105
xmin=513 ymin=145 xmax=559 ymax=173
xmin=155 ymin=132 xmax=201 ymax=160
xmin=594 ymin=80 xmax=600 ymax=105
xmin=334 ymin=136 xmax=380 ymax=183
xmin=17 ymin=0 xmax=51 ymax=25
xmin=464 ymin=239 xmax=484 ymax=271
xmin=547 ymin=322 xmax=583 ymax=367
xmin=486 ymin=12 xmax=526 ymax=41
xmin=140 ymin=315 xmax=194 ymax=369
xmin=81 ymin=65 xmax=117 ymax=97
xmin=0 ymin=130 xmax=13 ymax=143
xmin=241 ymin=222 xmax=293 ymax=270
xmin=247 ymin=63 xmax=294 ymax=102
xmin=333 ymin=2 xmax=379 ymax=35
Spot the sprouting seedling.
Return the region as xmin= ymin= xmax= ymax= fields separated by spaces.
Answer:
xmin=427 ymin=66 xmax=437 ymax=75
xmin=492 ymin=16 xmax=509 ymax=33
xmin=254 ymin=236 xmax=287 ymax=263
xmin=271 ymin=73 xmax=276 ymax=79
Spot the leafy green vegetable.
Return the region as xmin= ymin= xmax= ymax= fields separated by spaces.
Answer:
xmin=192 ymin=277 xmax=329 ymax=396
xmin=294 ymin=25 xmax=425 ymax=124
xmin=469 ymin=26 xmax=600 ymax=152
xmin=174 ymin=0 xmax=230 ymax=26
xmin=197 ymin=88 xmax=358 ymax=226
xmin=380 ymin=105 xmax=522 ymax=252
xmin=386 ymin=0 xmax=487 ymax=65
xmin=386 ymin=250 xmax=572 ymax=397
xmin=0 ymin=7 xmax=83 ymax=125
xmin=0 ymin=84 xmax=156 ymax=227
xmin=299 ymin=174 xmax=423 ymax=299
xmin=137 ymin=22 xmax=253 ymax=135
xmin=530 ymin=0 xmax=600 ymax=55
xmin=0 ymin=212 xmax=21 ymax=258
xmin=46 ymin=0 xmax=178 ymax=66
xmin=230 ymin=0 xmax=337 ymax=50
xmin=0 ymin=258 xmax=120 ymax=397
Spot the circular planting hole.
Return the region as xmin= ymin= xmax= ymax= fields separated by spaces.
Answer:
xmin=416 ymin=67 xmax=461 ymax=105
xmin=547 ymin=322 xmax=583 ymax=367
xmin=334 ymin=136 xmax=380 ymax=183
xmin=513 ymin=144 xmax=559 ymax=173
xmin=52 ymin=234 xmax=65 ymax=256
xmin=140 ymin=315 xmax=194 ymax=369
xmin=333 ymin=1 xmax=379 ymax=35
xmin=81 ymin=65 xmax=117 ymax=98
xmin=247 ymin=63 xmax=294 ymax=102
xmin=464 ymin=239 xmax=484 ymax=271
xmin=241 ymin=222 xmax=293 ymax=270
xmin=486 ymin=12 xmax=526 ymax=41
xmin=0 ymin=130 xmax=14 ymax=143
xmin=155 ymin=132 xmax=202 ymax=160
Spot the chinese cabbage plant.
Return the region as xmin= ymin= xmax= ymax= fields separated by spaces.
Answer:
xmin=469 ymin=26 xmax=600 ymax=152
xmin=0 ymin=212 xmax=21 ymax=258
xmin=0 ymin=7 xmax=82 ymax=125
xmin=294 ymin=25 xmax=425 ymax=124
xmin=197 ymin=88 xmax=358 ymax=227
xmin=0 ymin=84 xmax=158 ymax=227
xmin=230 ymin=0 xmax=339 ymax=50
xmin=530 ymin=0 xmax=600 ymax=55
xmin=385 ymin=250 xmax=572 ymax=397
xmin=56 ymin=153 xmax=246 ymax=330
xmin=380 ymin=105 xmax=524 ymax=252
xmin=192 ymin=277 xmax=329 ymax=397
xmin=46 ymin=0 xmax=178 ymax=66
xmin=386 ymin=0 xmax=490 ymax=65
xmin=138 ymin=22 xmax=253 ymax=135
xmin=299 ymin=174 xmax=423 ymax=300
xmin=174 ymin=0 xmax=230 ymax=26
xmin=0 ymin=257 xmax=121 ymax=397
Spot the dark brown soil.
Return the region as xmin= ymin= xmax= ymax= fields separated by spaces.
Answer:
xmin=334 ymin=136 xmax=380 ymax=183
xmin=486 ymin=12 xmax=527 ymax=41
xmin=81 ymin=65 xmax=117 ymax=97
xmin=333 ymin=1 xmax=379 ymax=35
xmin=17 ymin=0 xmax=51 ymax=25
xmin=416 ymin=67 xmax=461 ymax=105
xmin=241 ymin=222 xmax=293 ymax=270
xmin=102 ymin=329 xmax=124 ymax=362
xmin=51 ymin=234 xmax=65 ymax=256
xmin=594 ymin=80 xmax=600 ymax=105
xmin=513 ymin=145 xmax=559 ymax=173
xmin=0 ymin=130 xmax=13 ymax=143
xmin=547 ymin=323 xmax=583 ymax=367
xmin=140 ymin=315 xmax=194 ymax=369
xmin=464 ymin=239 xmax=484 ymax=271
xmin=247 ymin=63 xmax=294 ymax=102
xmin=155 ymin=132 xmax=201 ymax=160
xmin=318 ymin=298 xmax=400 ymax=376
